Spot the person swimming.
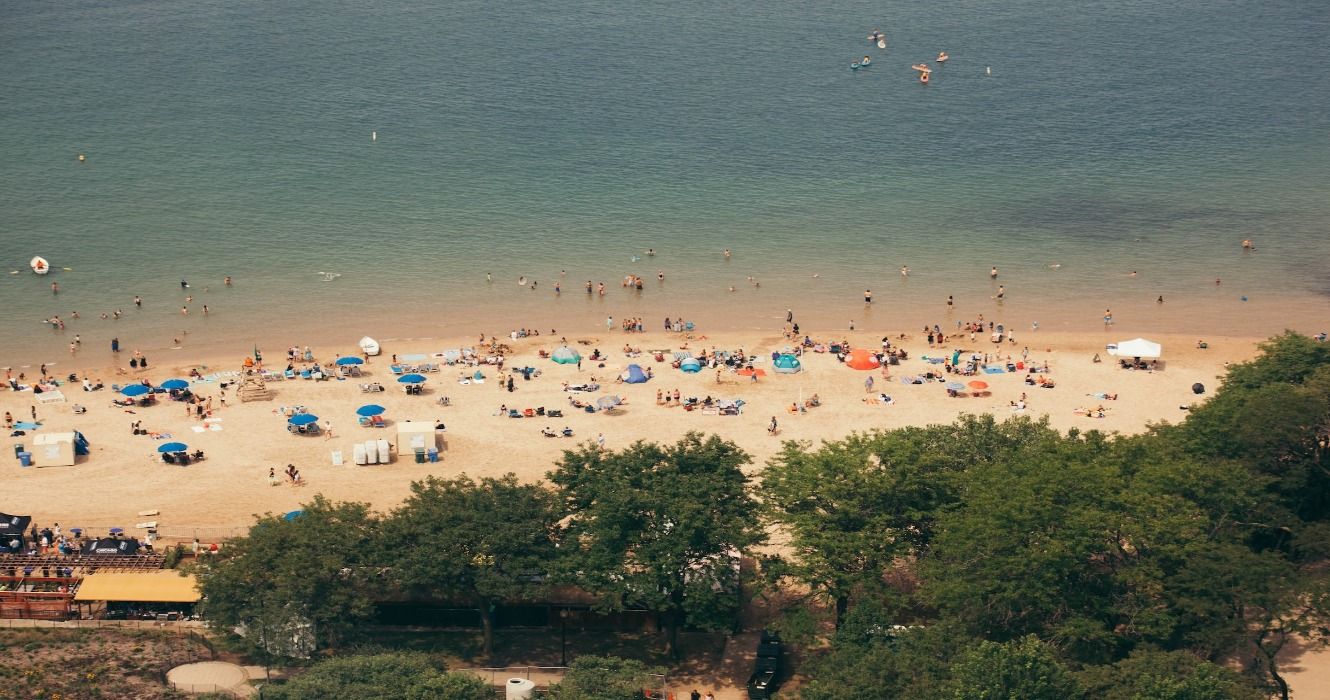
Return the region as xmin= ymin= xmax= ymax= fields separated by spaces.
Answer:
xmin=937 ymin=51 xmax=950 ymax=63
xmin=861 ymin=55 xmax=871 ymax=66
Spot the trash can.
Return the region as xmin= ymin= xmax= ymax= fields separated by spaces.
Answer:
xmin=427 ymin=447 xmax=439 ymax=463
xmin=414 ymin=450 xmax=425 ymax=464
xmin=13 ymin=444 xmax=23 ymax=458
xmin=18 ymin=452 xmax=32 ymax=467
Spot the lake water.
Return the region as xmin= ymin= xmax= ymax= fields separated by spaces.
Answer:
xmin=3 ymin=0 xmax=1328 ymax=365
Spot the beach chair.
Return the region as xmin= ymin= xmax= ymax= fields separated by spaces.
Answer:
xmin=370 ymin=416 xmax=386 ymax=428
xmin=358 ymin=416 xmax=371 ymax=427
xmin=390 ymin=365 xmax=404 ymax=375
xmin=363 ymin=440 xmax=379 ymax=464
xmin=331 ymin=450 xmax=344 ymax=466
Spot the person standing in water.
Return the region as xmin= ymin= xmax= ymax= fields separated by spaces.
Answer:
xmin=990 ymin=266 xmax=998 ymax=279
xmin=864 ymin=289 xmax=872 ymax=303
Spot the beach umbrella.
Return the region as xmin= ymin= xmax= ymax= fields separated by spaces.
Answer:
xmin=596 ymin=395 xmax=623 ymax=410
xmin=334 ymin=356 xmax=364 ymax=366
xmin=846 ymin=349 xmax=880 ymax=370
xmin=160 ymin=379 xmax=189 ymax=390
xmin=679 ymin=357 xmax=702 ymax=373
xmin=121 ymin=384 xmax=150 ymax=397
xmin=551 ymin=346 xmax=581 ymax=365
xmin=356 ymin=404 xmax=386 ymax=417
xmin=157 ymin=442 xmax=188 ymax=453
xmin=109 ymin=527 xmax=124 ymax=535
xmin=283 ymin=510 xmax=304 ymax=522
xmin=398 ymin=373 xmax=427 ymax=384
xmin=945 ymin=382 xmax=965 ymax=391
xmin=967 ymin=380 xmax=989 ymax=390
xmin=288 ymin=413 xmax=319 ymax=426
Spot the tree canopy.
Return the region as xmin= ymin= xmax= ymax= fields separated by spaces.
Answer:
xmin=195 ymin=495 xmax=381 ymax=658
xmin=548 ymin=432 xmax=764 ymax=658
xmin=262 ymin=652 xmax=490 ymax=700
xmin=382 ymin=473 xmax=560 ymax=658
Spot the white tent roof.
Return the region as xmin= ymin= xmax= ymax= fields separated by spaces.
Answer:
xmin=1108 ymin=338 xmax=1162 ymax=358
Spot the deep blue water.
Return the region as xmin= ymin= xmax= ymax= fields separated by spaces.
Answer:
xmin=2 ymin=0 xmax=1328 ymax=362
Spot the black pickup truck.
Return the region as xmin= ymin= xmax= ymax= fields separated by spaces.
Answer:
xmin=746 ymin=630 xmax=783 ymax=699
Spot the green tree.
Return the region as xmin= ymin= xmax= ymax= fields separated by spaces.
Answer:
xmin=263 ymin=652 xmax=490 ymax=700
xmin=760 ymin=415 xmax=1059 ymax=627
xmin=383 ymin=474 xmax=560 ymax=659
xmin=797 ymin=613 xmax=959 ymax=700
xmin=548 ymin=433 xmax=764 ymax=658
xmin=941 ymin=635 xmax=1083 ymax=700
xmin=1076 ymin=647 xmax=1266 ymax=700
xmin=195 ymin=496 xmax=380 ymax=657
xmin=548 ymin=655 xmax=662 ymax=700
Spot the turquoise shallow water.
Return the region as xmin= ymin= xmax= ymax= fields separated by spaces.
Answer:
xmin=2 ymin=0 xmax=1329 ymax=364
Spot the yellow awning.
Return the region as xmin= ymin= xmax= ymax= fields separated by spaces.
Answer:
xmin=74 ymin=571 xmax=201 ymax=603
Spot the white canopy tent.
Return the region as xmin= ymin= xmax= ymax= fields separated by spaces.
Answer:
xmin=397 ymin=421 xmax=437 ymax=455
xmin=1108 ymin=338 xmax=1162 ymax=359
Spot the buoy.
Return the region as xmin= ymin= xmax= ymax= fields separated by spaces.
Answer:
xmin=77 ymin=154 xmax=85 ymax=162
xmin=986 ymin=66 xmax=991 ymax=76
xmin=371 ymin=131 xmax=377 ymax=142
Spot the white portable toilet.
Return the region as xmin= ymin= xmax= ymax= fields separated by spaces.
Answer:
xmin=376 ymin=438 xmax=391 ymax=464
xmin=505 ymin=678 xmax=535 ymax=700
xmin=353 ymin=443 xmax=367 ymax=465
xmin=363 ymin=439 xmax=379 ymax=464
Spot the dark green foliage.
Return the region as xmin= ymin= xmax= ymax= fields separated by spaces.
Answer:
xmin=941 ymin=635 xmax=1083 ymax=700
xmin=195 ymin=495 xmax=381 ymax=658
xmin=548 ymin=655 xmax=662 ymax=700
xmin=383 ymin=473 xmax=560 ymax=658
xmin=1077 ymin=647 xmax=1266 ymax=700
xmin=548 ymin=432 xmax=764 ymax=658
xmin=262 ymin=652 xmax=490 ymax=700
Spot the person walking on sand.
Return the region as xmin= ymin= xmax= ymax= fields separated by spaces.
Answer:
xmin=768 ymin=416 xmax=778 ymax=435
xmin=865 ymin=375 xmax=874 ymax=393
xmin=597 ymin=432 xmax=606 ymax=450
xmin=323 ymin=420 xmax=333 ymax=439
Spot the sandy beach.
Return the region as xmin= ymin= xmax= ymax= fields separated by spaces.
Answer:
xmin=1 ymin=328 xmax=1254 ymax=537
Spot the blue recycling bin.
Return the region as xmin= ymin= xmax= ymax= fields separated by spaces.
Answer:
xmin=18 ymin=452 xmax=32 ymax=467
xmin=427 ymin=447 xmax=439 ymax=463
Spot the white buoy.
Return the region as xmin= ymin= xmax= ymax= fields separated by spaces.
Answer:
xmin=986 ymin=66 xmax=991 ymax=76
xmin=372 ymin=131 xmax=377 ymax=142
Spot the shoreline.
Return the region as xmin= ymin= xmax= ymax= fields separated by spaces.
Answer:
xmin=2 ymin=326 xmax=1265 ymax=534
xmin=6 ymin=284 xmax=1328 ymax=378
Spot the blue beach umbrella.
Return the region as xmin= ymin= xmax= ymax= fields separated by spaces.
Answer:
xmin=356 ymin=404 xmax=386 ymax=417
xmin=398 ymin=373 xmax=427 ymax=384
xmin=157 ymin=442 xmax=188 ymax=453
xmin=288 ymin=413 xmax=319 ymax=426
xmin=945 ymin=382 xmax=965 ymax=391
xmin=335 ymin=356 xmax=363 ymax=366
xmin=283 ymin=510 xmax=304 ymax=521
xmin=120 ymin=384 xmax=150 ymax=397
xmin=160 ymin=379 xmax=189 ymax=390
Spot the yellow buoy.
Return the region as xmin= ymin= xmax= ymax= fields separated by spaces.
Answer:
xmin=78 ymin=154 xmax=85 ymax=162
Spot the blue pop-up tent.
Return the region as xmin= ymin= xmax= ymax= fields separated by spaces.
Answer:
xmin=680 ymin=358 xmax=702 ymax=373
xmin=773 ymin=354 xmax=802 ymax=374
xmin=623 ymin=364 xmax=649 ymax=383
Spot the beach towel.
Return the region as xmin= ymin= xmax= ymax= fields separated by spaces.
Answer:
xmin=209 ymin=424 xmax=223 ymax=431
xmin=924 ymin=357 xmax=945 ymax=364
xmin=983 ymin=367 xmax=1006 ymax=374
xmin=14 ymin=421 xmax=40 ymax=430
xmin=191 ymin=426 xmax=207 ymax=433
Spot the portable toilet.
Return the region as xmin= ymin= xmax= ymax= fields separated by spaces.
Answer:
xmin=363 ymin=440 xmax=379 ymax=464
xmin=32 ymin=432 xmax=76 ymax=467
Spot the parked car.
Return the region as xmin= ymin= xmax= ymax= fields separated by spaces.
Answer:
xmin=747 ymin=630 xmax=783 ymax=699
